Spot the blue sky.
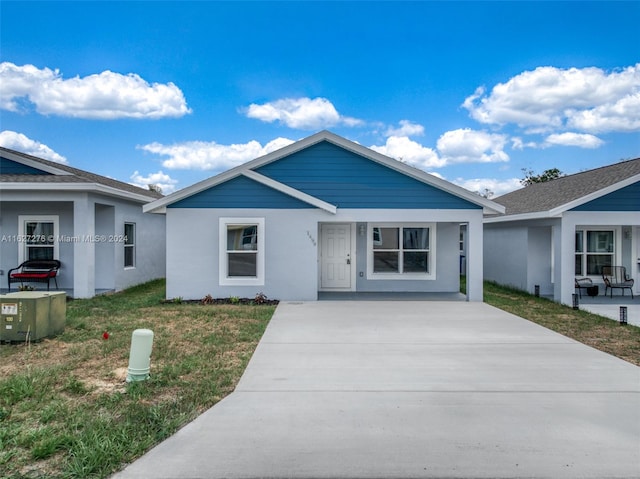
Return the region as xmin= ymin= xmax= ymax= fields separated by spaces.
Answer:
xmin=1 ymin=1 xmax=639 ymax=196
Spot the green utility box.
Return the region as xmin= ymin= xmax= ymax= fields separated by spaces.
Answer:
xmin=0 ymin=291 xmax=66 ymax=342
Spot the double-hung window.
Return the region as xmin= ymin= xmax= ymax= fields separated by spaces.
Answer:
xmin=18 ymin=215 xmax=58 ymax=263
xmin=368 ymin=224 xmax=435 ymax=279
xmin=575 ymin=229 xmax=615 ymax=276
xmin=124 ymin=223 xmax=136 ymax=268
xmin=219 ymin=218 xmax=264 ymax=285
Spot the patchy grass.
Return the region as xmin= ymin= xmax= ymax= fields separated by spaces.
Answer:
xmin=482 ymin=280 xmax=640 ymax=366
xmin=2 ymin=278 xmax=637 ymax=478
xmin=0 ymin=279 xmax=275 ymax=479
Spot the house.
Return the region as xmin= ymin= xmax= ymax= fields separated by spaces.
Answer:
xmin=484 ymin=158 xmax=640 ymax=305
xmin=0 ymin=147 xmax=166 ymax=298
xmin=144 ymin=131 xmax=504 ymax=301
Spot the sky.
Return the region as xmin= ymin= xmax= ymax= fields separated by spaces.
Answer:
xmin=1 ymin=1 xmax=639 ymax=196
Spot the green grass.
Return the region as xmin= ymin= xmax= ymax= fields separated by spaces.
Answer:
xmin=0 ymin=279 xmax=275 ymax=479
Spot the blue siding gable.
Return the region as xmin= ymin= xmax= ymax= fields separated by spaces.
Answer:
xmin=570 ymin=181 xmax=640 ymax=212
xmin=1 ymin=157 xmax=53 ymax=175
xmin=255 ymin=141 xmax=479 ymax=209
xmin=168 ymin=175 xmax=314 ymax=209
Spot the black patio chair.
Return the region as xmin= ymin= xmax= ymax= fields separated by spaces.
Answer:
xmin=602 ymin=266 xmax=634 ymax=299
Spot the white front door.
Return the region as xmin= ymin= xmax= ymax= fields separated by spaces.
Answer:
xmin=320 ymin=224 xmax=352 ymax=289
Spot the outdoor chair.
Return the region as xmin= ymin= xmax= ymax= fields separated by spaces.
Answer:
xmin=7 ymin=259 xmax=61 ymax=291
xmin=574 ymin=277 xmax=593 ymax=298
xmin=601 ymin=266 xmax=634 ymax=299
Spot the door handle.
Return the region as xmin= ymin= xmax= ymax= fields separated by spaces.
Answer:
xmin=346 ymin=258 xmax=351 ymax=265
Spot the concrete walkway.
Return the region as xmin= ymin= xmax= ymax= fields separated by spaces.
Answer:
xmin=578 ymin=295 xmax=640 ymax=327
xmin=113 ymin=301 xmax=640 ymax=479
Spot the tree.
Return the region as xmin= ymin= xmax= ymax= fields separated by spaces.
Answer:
xmin=520 ymin=167 xmax=564 ymax=186
xmin=475 ymin=188 xmax=494 ymax=199
xmin=148 ymin=184 xmax=163 ymax=194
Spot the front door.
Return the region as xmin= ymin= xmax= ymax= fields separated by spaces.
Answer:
xmin=320 ymin=224 xmax=352 ymax=289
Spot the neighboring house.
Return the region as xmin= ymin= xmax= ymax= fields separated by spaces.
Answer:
xmin=484 ymin=157 xmax=640 ymax=305
xmin=0 ymin=147 xmax=166 ymax=298
xmin=144 ymin=131 xmax=504 ymax=301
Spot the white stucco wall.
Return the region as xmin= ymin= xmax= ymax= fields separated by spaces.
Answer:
xmin=527 ymin=226 xmax=553 ymax=296
xmin=485 ymin=212 xmax=640 ymax=305
xmin=166 ymin=208 xmax=325 ymax=301
xmin=483 ymin=225 xmax=529 ymax=291
xmin=1 ymin=190 xmax=165 ymax=297
xmin=165 ymin=207 xmax=484 ymax=301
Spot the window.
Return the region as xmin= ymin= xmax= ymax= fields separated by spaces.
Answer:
xmin=369 ymin=224 xmax=434 ymax=279
xmin=124 ymin=223 xmax=135 ymax=268
xmin=575 ymin=229 xmax=615 ymax=276
xmin=219 ymin=218 xmax=264 ymax=285
xmin=18 ymin=216 xmax=58 ymax=263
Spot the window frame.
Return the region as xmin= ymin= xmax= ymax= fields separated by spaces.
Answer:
xmin=124 ymin=222 xmax=136 ymax=269
xmin=367 ymin=223 xmax=436 ymax=280
xmin=574 ymin=227 xmax=620 ymax=277
xmin=18 ymin=215 xmax=59 ymax=264
xmin=219 ymin=217 xmax=265 ymax=286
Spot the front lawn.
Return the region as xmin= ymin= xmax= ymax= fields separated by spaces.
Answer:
xmin=0 ymin=279 xmax=275 ymax=478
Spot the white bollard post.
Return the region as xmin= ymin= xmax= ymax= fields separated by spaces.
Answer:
xmin=126 ymin=329 xmax=154 ymax=382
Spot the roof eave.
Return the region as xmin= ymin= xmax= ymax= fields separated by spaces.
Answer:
xmin=0 ymin=149 xmax=73 ymax=175
xmin=548 ymin=174 xmax=640 ymax=216
xmin=1 ymin=182 xmax=155 ymax=204
xmin=484 ymin=211 xmax=557 ymax=224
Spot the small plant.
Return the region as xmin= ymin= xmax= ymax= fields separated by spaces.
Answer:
xmin=229 ymin=296 xmax=240 ymax=304
xmin=172 ymin=297 xmax=183 ymax=304
xmin=201 ymin=294 xmax=214 ymax=305
xmin=254 ymin=292 xmax=268 ymax=304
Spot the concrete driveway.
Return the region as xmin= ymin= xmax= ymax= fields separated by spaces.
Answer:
xmin=114 ymin=301 xmax=640 ymax=479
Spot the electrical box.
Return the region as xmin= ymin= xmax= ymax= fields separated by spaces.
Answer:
xmin=0 ymin=291 xmax=66 ymax=342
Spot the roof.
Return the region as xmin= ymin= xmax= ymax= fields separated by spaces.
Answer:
xmin=0 ymin=146 xmax=163 ymax=202
xmin=487 ymin=157 xmax=640 ymax=221
xmin=144 ymin=130 xmax=505 ymax=214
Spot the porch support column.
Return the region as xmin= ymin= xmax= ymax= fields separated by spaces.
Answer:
xmin=558 ymin=216 xmax=577 ymax=306
xmin=466 ymin=212 xmax=484 ymax=302
xmin=73 ymin=195 xmax=95 ymax=298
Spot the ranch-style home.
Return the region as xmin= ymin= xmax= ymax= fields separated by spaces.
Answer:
xmin=0 ymin=147 xmax=166 ymax=298
xmin=144 ymin=131 xmax=504 ymax=301
xmin=484 ymin=157 xmax=640 ymax=305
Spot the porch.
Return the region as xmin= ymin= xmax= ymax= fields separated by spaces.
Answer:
xmin=576 ymin=294 xmax=640 ymax=327
xmin=318 ymin=291 xmax=466 ymax=301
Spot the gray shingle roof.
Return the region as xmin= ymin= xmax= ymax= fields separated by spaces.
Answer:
xmin=492 ymin=157 xmax=640 ymax=216
xmin=0 ymin=147 xmax=163 ymax=200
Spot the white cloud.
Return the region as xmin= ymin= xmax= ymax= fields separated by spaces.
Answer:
xmin=543 ymin=132 xmax=604 ymax=149
xmin=370 ymin=136 xmax=445 ymax=169
xmin=139 ymin=137 xmax=294 ymax=171
xmin=385 ymin=120 xmax=425 ymax=137
xmin=0 ymin=62 xmax=191 ymax=119
xmin=130 ymin=170 xmax=179 ymax=194
xmin=0 ymin=130 xmax=67 ymax=164
xmin=463 ymin=64 xmax=640 ymax=133
xmin=245 ymin=97 xmax=363 ymax=130
xmin=511 ymin=137 xmax=538 ymax=150
xmin=567 ymin=91 xmax=640 ymax=132
xmin=453 ymin=177 xmax=523 ymax=198
xmin=436 ymin=128 xmax=509 ymax=164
